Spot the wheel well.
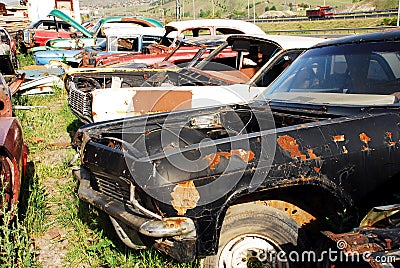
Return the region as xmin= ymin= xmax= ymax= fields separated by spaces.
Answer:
xmin=229 ymin=185 xmax=351 ymax=230
xmin=211 ymin=184 xmax=353 ymax=252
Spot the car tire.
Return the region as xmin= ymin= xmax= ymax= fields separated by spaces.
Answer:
xmin=203 ymin=203 xmax=308 ymax=268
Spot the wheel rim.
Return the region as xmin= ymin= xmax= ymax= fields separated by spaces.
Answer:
xmin=219 ymin=234 xmax=289 ymax=268
xmin=0 ymin=156 xmax=14 ymax=211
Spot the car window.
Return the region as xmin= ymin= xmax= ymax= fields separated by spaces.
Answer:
xmin=181 ymin=28 xmax=211 ymax=38
xmin=254 ymin=50 xmax=303 ymax=87
xmin=142 ymin=35 xmax=163 ymax=48
xmin=108 ymin=36 xmax=140 ymax=52
xmin=197 ymin=39 xmax=280 ymax=74
xmin=216 ymin=28 xmax=245 ymax=35
xmin=263 ymin=41 xmax=400 ymax=97
xmin=35 ymin=21 xmax=71 ymax=31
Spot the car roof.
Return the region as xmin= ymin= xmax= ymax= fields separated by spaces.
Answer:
xmin=100 ymin=16 xmax=163 ymax=28
xmin=311 ymin=28 xmax=400 ymax=48
xmin=103 ymin=27 xmax=165 ymax=37
xmin=226 ymin=34 xmax=327 ymax=50
xmin=181 ymin=35 xmax=229 ymax=47
xmin=165 ymin=19 xmax=266 ymax=36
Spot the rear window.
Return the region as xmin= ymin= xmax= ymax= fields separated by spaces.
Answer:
xmin=216 ymin=28 xmax=245 ymax=35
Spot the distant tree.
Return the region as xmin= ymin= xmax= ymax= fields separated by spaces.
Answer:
xmin=215 ymin=9 xmax=222 ymax=18
xmin=249 ymin=3 xmax=254 ymax=8
xmin=199 ymin=9 xmax=211 ymax=18
xmin=271 ymin=5 xmax=276 ymax=10
xmin=199 ymin=9 xmax=205 ymax=17
xmin=381 ymin=17 xmax=397 ymax=26
xmin=265 ymin=6 xmax=270 ymax=11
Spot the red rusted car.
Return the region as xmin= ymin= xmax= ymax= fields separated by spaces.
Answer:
xmin=82 ymin=35 xmax=228 ymax=68
xmin=82 ymin=19 xmax=266 ymax=67
xmin=22 ymin=18 xmax=74 ymax=48
xmin=0 ymin=73 xmax=28 ymax=215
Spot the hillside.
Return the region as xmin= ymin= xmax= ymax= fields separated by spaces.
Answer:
xmin=79 ymin=0 xmax=398 ymax=21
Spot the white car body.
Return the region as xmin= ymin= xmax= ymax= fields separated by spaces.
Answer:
xmin=68 ymin=35 xmax=326 ymax=123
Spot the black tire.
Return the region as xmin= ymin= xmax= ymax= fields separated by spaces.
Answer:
xmin=203 ymin=203 xmax=308 ymax=268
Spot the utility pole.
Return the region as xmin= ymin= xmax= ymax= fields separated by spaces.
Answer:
xmin=176 ymin=0 xmax=181 ymax=20
xmin=253 ymin=0 xmax=255 ymax=23
xmin=193 ymin=0 xmax=195 ymax=19
xmin=398 ymin=0 xmax=400 ymax=27
xmin=247 ymin=0 xmax=250 ymax=19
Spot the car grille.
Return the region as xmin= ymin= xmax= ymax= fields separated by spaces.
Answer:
xmin=91 ymin=173 xmax=130 ymax=203
xmin=68 ymin=86 xmax=93 ymax=124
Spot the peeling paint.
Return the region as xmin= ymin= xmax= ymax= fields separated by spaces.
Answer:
xmin=277 ymin=135 xmax=320 ymax=161
xmin=333 ymin=135 xmax=345 ymax=142
xmin=307 ymin=149 xmax=319 ymax=159
xmin=203 ymin=149 xmax=255 ymax=170
xmin=277 ymin=135 xmax=307 ymax=160
xmin=385 ymin=131 xmax=396 ymax=146
xmin=359 ymin=132 xmax=371 ymax=143
xmin=263 ymin=200 xmax=317 ymax=227
xmin=360 ymin=132 xmax=372 ymax=151
xmin=171 ymin=181 xmax=200 ymax=216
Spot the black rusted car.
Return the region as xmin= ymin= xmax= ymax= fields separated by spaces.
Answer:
xmin=73 ymin=30 xmax=400 ymax=267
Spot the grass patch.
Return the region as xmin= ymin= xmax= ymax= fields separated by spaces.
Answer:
xmin=6 ymin=53 xmax=200 ymax=267
xmin=257 ymin=17 xmax=392 ymax=33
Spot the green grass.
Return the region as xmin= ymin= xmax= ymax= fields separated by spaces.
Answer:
xmin=257 ymin=17 xmax=392 ymax=33
xmin=4 ymin=53 xmax=200 ymax=267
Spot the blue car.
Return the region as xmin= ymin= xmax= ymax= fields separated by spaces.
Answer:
xmin=33 ymin=27 xmax=165 ymax=67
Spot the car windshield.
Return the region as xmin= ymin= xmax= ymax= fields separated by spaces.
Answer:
xmin=259 ymin=41 xmax=400 ymax=105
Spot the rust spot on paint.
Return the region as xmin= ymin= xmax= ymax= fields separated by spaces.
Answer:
xmin=265 ymin=200 xmax=316 ymax=227
xmin=385 ymin=131 xmax=396 ymax=146
xmin=107 ymin=141 xmax=115 ymax=148
xmin=171 ymin=181 xmax=200 ymax=216
xmin=333 ymin=135 xmax=345 ymax=142
xmin=203 ymin=149 xmax=255 ymax=170
xmin=360 ymin=133 xmax=372 ymax=151
xmin=277 ymin=135 xmax=306 ymax=160
xmin=231 ymin=149 xmax=256 ymax=163
xmin=342 ymin=146 xmax=348 ymax=154
xmin=359 ymin=133 xmax=371 ymax=143
xmin=307 ymin=149 xmax=319 ymax=159
xmin=277 ymin=136 xmax=319 ymax=161
xmin=314 ymin=167 xmax=321 ymax=172
xmin=162 ymin=217 xmax=186 ymax=228
xmin=362 ymin=145 xmax=370 ymax=151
